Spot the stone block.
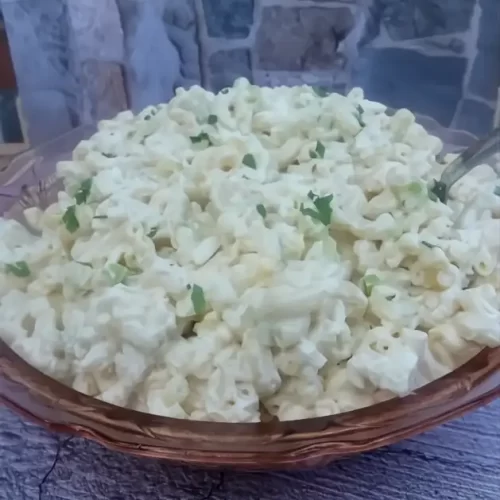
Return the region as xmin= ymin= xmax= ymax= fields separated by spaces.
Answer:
xmin=66 ymin=0 xmax=124 ymax=62
xmin=209 ymin=49 xmax=252 ymax=91
xmin=79 ymin=60 xmax=127 ymax=122
xmin=255 ymin=6 xmax=354 ymax=71
xmin=478 ymin=0 xmax=500 ymax=49
xmin=380 ymin=0 xmax=475 ymax=41
xmin=167 ymin=25 xmax=200 ymax=81
xmin=352 ymin=48 xmax=466 ymax=126
xmin=20 ymin=89 xmax=74 ymax=145
xmin=203 ymin=0 xmax=254 ymax=39
xmin=469 ymin=49 xmax=500 ymax=101
xmin=453 ymin=98 xmax=494 ymax=137
xmin=163 ymin=0 xmax=200 ymax=81
xmin=0 ymin=0 xmax=75 ymax=93
xmin=116 ymin=0 xmax=181 ymax=112
xmin=163 ymin=0 xmax=196 ymax=30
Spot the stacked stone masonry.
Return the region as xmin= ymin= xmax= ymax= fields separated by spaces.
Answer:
xmin=196 ymin=0 xmax=500 ymax=137
xmin=1 ymin=0 xmax=499 ymax=144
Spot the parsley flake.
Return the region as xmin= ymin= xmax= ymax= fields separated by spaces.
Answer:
xmin=312 ymin=86 xmax=329 ymax=97
xmin=74 ymin=178 xmax=92 ymax=205
xmin=429 ymin=179 xmax=447 ymax=203
xmin=105 ymin=263 xmax=128 ymax=285
xmin=422 ymin=241 xmax=436 ymax=249
xmin=207 ymin=114 xmax=218 ymax=125
xmin=386 ymin=294 xmax=396 ymax=301
xmin=190 ymin=132 xmax=212 ymax=145
xmin=407 ymin=181 xmax=425 ymax=196
xmin=256 ymin=204 xmax=267 ymax=218
xmin=362 ymin=274 xmax=381 ymax=297
xmin=299 ymin=191 xmax=333 ymax=226
xmin=191 ymin=284 xmax=206 ymax=315
xmin=62 ymin=205 xmax=79 ymax=233
xmin=102 ymin=152 xmax=116 ymax=158
xmin=242 ymin=153 xmax=257 ymax=169
xmin=6 ymin=261 xmax=30 ymax=278
xmin=309 ymin=141 xmax=325 ymax=159
xmin=93 ymin=215 xmax=108 ymax=220
xmin=356 ymin=104 xmax=366 ymax=127
xmin=147 ymin=226 xmax=159 ymax=238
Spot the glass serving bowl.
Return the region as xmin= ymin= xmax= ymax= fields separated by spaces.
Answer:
xmin=0 ymin=118 xmax=499 ymax=470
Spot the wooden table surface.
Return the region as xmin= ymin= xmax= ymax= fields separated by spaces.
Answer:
xmin=1 ymin=401 xmax=499 ymax=500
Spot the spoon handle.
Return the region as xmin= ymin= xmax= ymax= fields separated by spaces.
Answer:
xmin=440 ymin=126 xmax=500 ymax=189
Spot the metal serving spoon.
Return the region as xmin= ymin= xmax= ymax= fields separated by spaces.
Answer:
xmin=430 ymin=126 xmax=500 ymax=203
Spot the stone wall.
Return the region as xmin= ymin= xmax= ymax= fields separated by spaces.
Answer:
xmin=1 ymin=0 xmax=499 ymax=144
xmin=186 ymin=0 xmax=500 ymax=136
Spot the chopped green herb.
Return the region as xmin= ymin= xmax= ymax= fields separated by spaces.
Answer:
xmin=429 ymin=179 xmax=447 ymax=203
xmin=207 ymin=114 xmax=218 ymax=125
xmin=494 ymin=186 xmax=500 ymax=196
xmin=74 ymin=178 xmax=92 ymax=205
xmin=105 ymin=263 xmax=128 ymax=285
xmin=256 ymin=204 xmax=267 ymax=218
xmin=300 ymin=191 xmax=333 ymax=226
xmin=362 ymin=274 xmax=381 ymax=297
xmin=242 ymin=153 xmax=257 ymax=169
xmin=6 ymin=261 xmax=30 ymax=278
xmin=186 ymin=284 xmax=192 ymax=290
xmin=309 ymin=141 xmax=325 ymax=159
xmin=62 ymin=205 xmax=79 ymax=233
xmin=386 ymin=294 xmax=396 ymax=301
xmin=93 ymin=215 xmax=108 ymax=220
xmin=102 ymin=152 xmax=116 ymax=158
xmin=422 ymin=241 xmax=436 ymax=249
xmin=190 ymin=132 xmax=212 ymax=145
xmin=191 ymin=284 xmax=206 ymax=315
xmin=312 ymin=86 xmax=329 ymax=97
xmin=139 ymin=134 xmax=151 ymax=145
xmin=147 ymin=226 xmax=159 ymax=238
xmin=220 ymin=88 xmax=229 ymax=94
xmin=356 ymin=104 xmax=366 ymax=127
xmin=407 ymin=181 xmax=425 ymax=196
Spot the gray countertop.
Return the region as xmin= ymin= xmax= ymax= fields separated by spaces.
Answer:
xmin=1 ymin=401 xmax=499 ymax=500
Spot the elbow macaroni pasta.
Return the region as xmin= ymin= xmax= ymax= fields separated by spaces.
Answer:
xmin=1 ymin=79 xmax=499 ymax=422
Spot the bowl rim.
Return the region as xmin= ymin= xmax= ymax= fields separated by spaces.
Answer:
xmin=2 ymin=338 xmax=500 ymax=439
xmin=0 ymin=112 xmax=499 ymax=467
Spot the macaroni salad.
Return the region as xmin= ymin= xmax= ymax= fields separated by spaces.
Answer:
xmin=1 ymin=79 xmax=499 ymax=422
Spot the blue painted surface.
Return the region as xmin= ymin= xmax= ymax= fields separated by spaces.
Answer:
xmin=353 ymin=48 xmax=466 ymax=126
xmin=203 ymin=0 xmax=254 ymax=39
